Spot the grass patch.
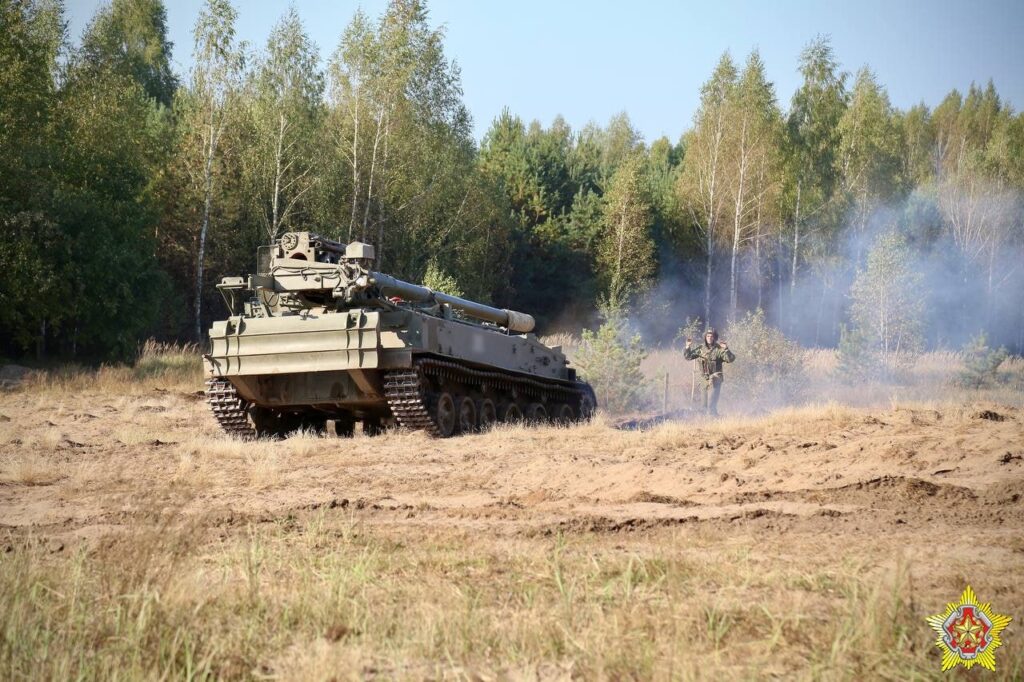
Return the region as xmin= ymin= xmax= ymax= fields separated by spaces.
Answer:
xmin=3 ymin=518 xmax=1009 ymax=680
xmin=16 ymin=340 xmax=203 ymax=395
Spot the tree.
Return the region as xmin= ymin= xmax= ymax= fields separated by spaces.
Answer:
xmin=78 ymin=0 xmax=178 ymax=106
xmin=184 ymin=0 xmax=243 ymax=341
xmin=895 ymin=103 xmax=935 ymax=187
xmin=837 ymin=67 xmax=903 ymax=242
xmin=599 ymin=154 xmax=655 ymax=309
xmin=725 ymin=50 xmax=783 ymax=320
xmin=322 ymin=0 xmax=510 ymax=306
xmin=575 ymin=312 xmax=648 ymax=415
xmin=785 ymin=36 xmax=847 ymax=320
xmin=422 ymin=261 xmax=463 ymax=297
xmin=244 ymin=7 xmax=323 ymax=242
xmin=724 ymin=309 xmax=805 ymax=405
xmin=678 ymin=52 xmax=737 ymax=324
xmin=847 ymin=231 xmax=924 ymax=373
xmin=0 ymin=0 xmax=64 ymax=357
xmin=956 ymin=332 xmax=1008 ymax=388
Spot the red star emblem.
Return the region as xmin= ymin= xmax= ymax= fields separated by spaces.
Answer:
xmin=944 ymin=606 xmax=991 ymax=656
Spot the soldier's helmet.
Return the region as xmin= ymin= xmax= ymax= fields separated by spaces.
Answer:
xmin=704 ymin=327 xmax=718 ymax=343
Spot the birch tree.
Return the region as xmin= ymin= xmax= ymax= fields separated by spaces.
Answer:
xmin=599 ymin=154 xmax=655 ymax=309
xmin=725 ymin=50 xmax=782 ymax=320
xmin=836 ymin=67 xmax=902 ymax=241
xmin=245 ymin=7 xmax=323 ymax=242
xmin=185 ymin=0 xmax=242 ymax=341
xmin=327 ymin=10 xmax=376 ymax=241
xmin=848 ymin=231 xmax=924 ymax=370
xmin=678 ymin=52 xmax=737 ymax=324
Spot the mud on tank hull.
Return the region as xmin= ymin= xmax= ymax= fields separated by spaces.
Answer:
xmin=204 ymin=306 xmax=595 ymax=438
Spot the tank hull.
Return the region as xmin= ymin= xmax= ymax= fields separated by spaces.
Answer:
xmin=204 ymin=306 xmax=593 ymax=438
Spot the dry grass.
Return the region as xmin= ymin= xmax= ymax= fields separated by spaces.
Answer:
xmin=17 ymin=339 xmax=203 ymax=395
xmin=0 ymin=456 xmax=65 ymax=486
xmin=4 ymin=513 xmax=993 ymax=681
xmin=2 ymin=343 xmax=1023 ymax=680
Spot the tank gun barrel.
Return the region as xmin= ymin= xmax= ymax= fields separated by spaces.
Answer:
xmin=370 ymin=272 xmax=535 ymax=333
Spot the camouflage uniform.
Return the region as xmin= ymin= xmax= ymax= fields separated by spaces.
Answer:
xmin=684 ymin=331 xmax=736 ymax=416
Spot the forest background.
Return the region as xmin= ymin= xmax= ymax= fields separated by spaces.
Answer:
xmin=2 ymin=0 xmax=1023 ymax=365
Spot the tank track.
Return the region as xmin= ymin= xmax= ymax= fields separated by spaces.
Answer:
xmin=205 ymin=378 xmax=256 ymax=439
xmin=382 ymin=369 xmax=441 ymax=436
xmin=383 ymin=357 xmax=594 ymax=436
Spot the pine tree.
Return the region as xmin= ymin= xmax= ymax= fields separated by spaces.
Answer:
xmin=785 ymin=36 xmax=847 ymax=321
xmin=575 ymin=312 xmax=649 ymax=415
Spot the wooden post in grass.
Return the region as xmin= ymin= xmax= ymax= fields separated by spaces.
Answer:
xmin=663 ymin=372 xmax=669 ymax=414
xmin=690 ymin=360 xmax=696 ymax=403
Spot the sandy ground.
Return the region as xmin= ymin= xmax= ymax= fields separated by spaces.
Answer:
xmin=1 ymin=386 xmax=1023 ymax=677
xmin=3 ymin=389 xmax=1023 ymax=572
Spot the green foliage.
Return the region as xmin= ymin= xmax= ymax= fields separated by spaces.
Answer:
xmin=838 ymin=67 xmax=903 ymax=209
xmin=847 ymin=231 xmax=924 ymax=377
xmin=956 ymin=332 xmax=1008 ymax=388
xmin=0 ymin=0 xmax=170 ymax=359
xmin=835 ymin=324 xmax=879 ymax=383
xmin=322 ymin=0 xmax=510 ymax=304
xmin=78 ymin=0 xmax=178 ymax=106
xmin=575 ymin=313 xmax=649 ymax=415
xmin=784 ymin=36 xmax=848 ymax=273
xmin=3 ymin=0 xmax=1024 ymax=362
xmin=675 ymin=317 xmax=704 ymax=346
xmin=599 ymin=154 xmax=656 ymax=308
xmin=244 ymin=7 xmax=324 ymax=240
xmin=724 ymin=309 xmax=806 ymax=405
xmin=421 ymin=261 xmax=464 ymax=298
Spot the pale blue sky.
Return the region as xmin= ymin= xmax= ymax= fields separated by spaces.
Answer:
xmin=66 ymin=0 xmax=1024 ymax=143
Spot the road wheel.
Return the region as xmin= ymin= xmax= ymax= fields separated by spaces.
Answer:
xmin=433 ymin=392 xmax=457 ymax=438
xmin=526 ymin=403 xmax=547 ymax=423
xmin=502 ymin=403 xmax=523 ymax=423
xmin=299 ymin=416 xmax=328 ymax=436
xmin=363 ymin=417 xmax=384 ymax=437
xmin=457 ymin=396 xmax=478 ymax=434
xmin=556 ymin=403 xmax=575 ymax=424
xmin=331 ymin=415 xmax=355 ymax=438
xmin=252 ymin=408 xmax=301 ymax=439
xmin=478 ymin=399 xmax=497 ymax=429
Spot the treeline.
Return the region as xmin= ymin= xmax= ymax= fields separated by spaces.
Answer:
xmin=2 ymin=0 xmax=1022 ymax=361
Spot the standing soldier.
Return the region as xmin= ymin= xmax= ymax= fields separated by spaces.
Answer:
xmin=684 ymin=328 xmax=736 ymax=417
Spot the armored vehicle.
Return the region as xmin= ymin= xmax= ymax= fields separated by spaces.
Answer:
xmin=203 ymin=232 xmax=596 ymax=438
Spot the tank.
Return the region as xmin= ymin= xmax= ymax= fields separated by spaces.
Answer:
xmin=203 ymin=231 xmax=596 ymax=438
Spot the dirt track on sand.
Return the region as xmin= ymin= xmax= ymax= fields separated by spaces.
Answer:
xmin=1 ymin=392 xmax=1022 ymax=557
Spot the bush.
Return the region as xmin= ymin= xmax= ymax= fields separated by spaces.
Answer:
xmin=422 ymin=261 xmax=464 ymax=298
xmin=724 ymin=309 xmax=805 ymax=406
xmin=575 ymin=313 xmax=648 ymax=415
xmin=836 ymin=324 xmax=880 ymax=383
xmin=956 ymin=332 xmax=1008 ymax=388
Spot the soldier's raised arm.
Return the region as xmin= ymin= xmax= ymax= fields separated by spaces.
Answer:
xmin=683 ymin=337 xmax=698 ymax=360
xmin=718 ymin=340 xmax=736 ymax=363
